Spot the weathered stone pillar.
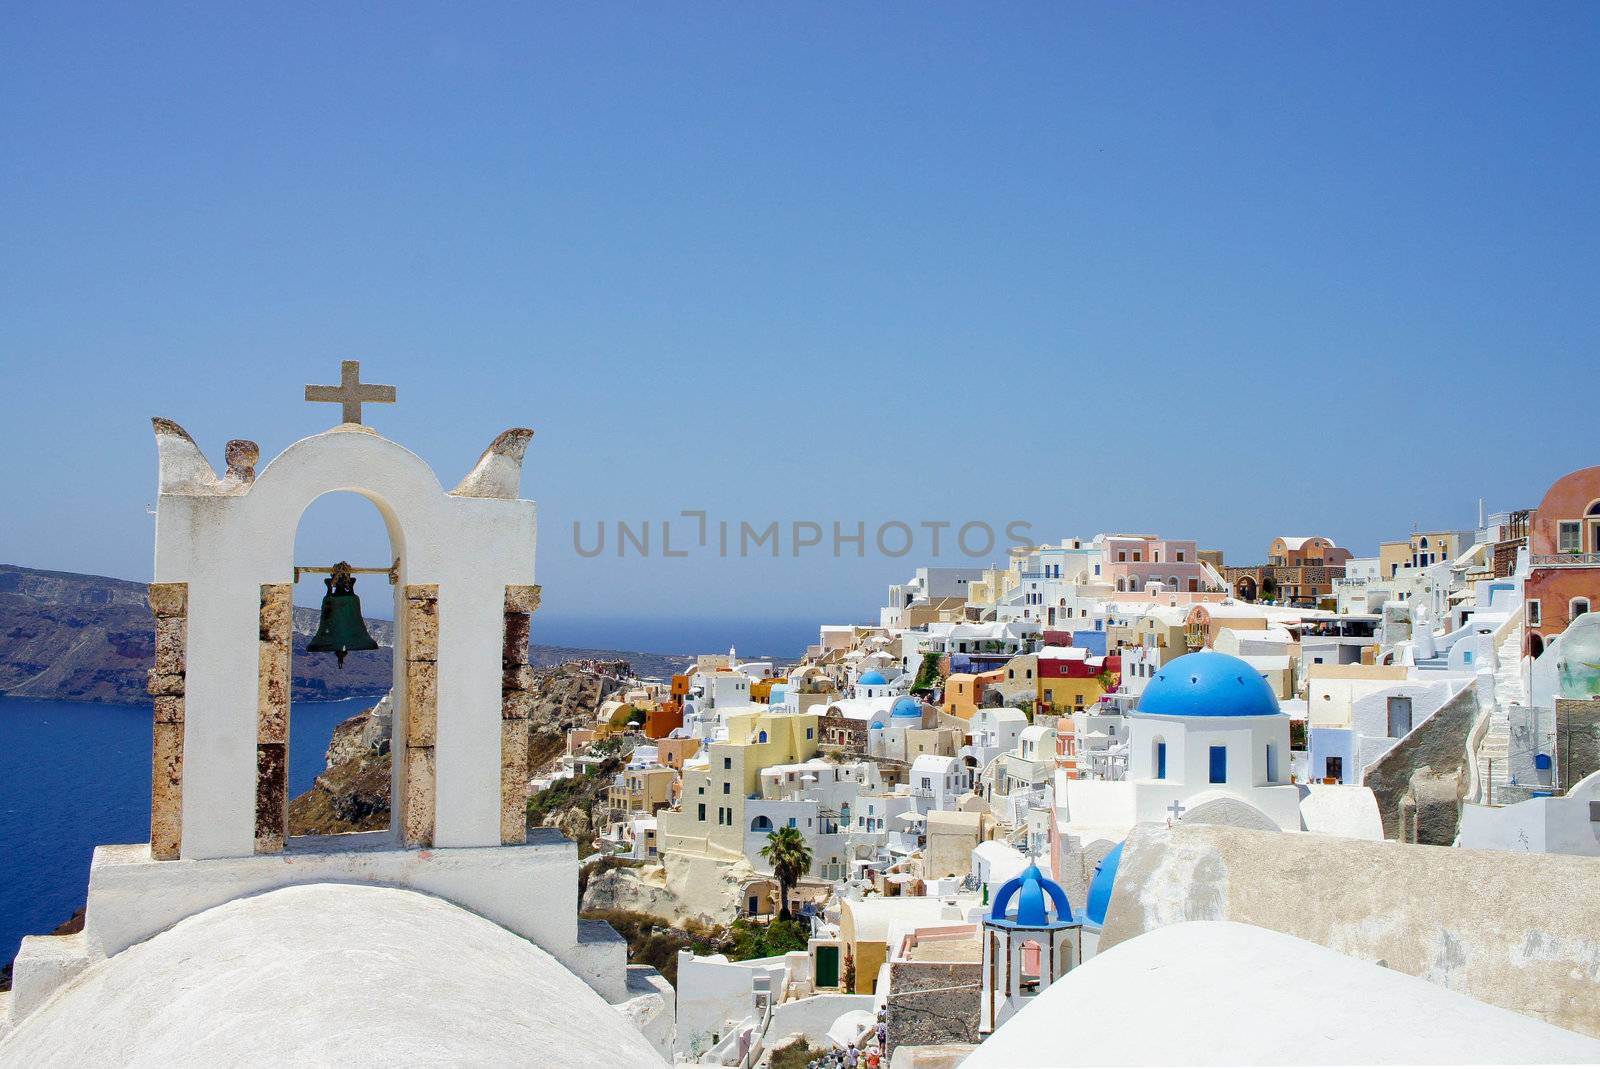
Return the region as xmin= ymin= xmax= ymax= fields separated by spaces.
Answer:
xmin=256 ymin=583 xmax=292 ymax=852
xmin=402 ymin=584 xmax=440 ymax=847
xmin=146 ymin=583 xmax=188 ymax=860
xmin=501 ymin=584 xmax=541 ymax=844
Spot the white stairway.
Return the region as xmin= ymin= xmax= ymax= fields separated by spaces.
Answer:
xmin=1477 ymin=629 xmax=1523 ymax=804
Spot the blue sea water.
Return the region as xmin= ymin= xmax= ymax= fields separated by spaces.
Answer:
xmin=0 ymin=695 xmax=379 ymax=970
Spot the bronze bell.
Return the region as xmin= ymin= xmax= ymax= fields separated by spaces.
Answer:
xmin=306 ymin=562 xmax=380 ymax=668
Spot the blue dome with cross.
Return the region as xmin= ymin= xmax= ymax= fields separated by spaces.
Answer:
xmin=1135 ymin=650 xmax=1281 ymax=719
xmin=989 ymin=862 xmax=1075 ymax=928
xmin=858 ymin=670 xmax=889 ymax=686
xmin=891 ymin=696 xmax=923 ymax=719
xmin=1084 ymin=840 xmax=1124 ymax=928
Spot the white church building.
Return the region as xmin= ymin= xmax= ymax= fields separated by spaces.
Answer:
xmin=1052 ymin=650 xmax=1383 ymax=904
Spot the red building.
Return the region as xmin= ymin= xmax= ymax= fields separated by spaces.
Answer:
xmin=1526 ymin=465 xmax=1600 ymax=657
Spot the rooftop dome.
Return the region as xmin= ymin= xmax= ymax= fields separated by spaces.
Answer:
xmin=1136 ymin=650 xmax=1281 ymax=719
xmin=858 ymin=670 xmax=889 ymax=686
xmin=891 ymin=696 xmax=923 ymax=719
xmin=1085 ymin=840 xmax=1124 ymax=928
xmin=989 ymin=862 xmax=1074 ymax=928
xmin=0 ymin=883 xmax=666 ymax=1067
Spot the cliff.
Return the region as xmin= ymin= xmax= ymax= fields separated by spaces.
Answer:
xmin=287 ymin=662 xmax=633 ymax=836
xmin=0 ymin=564 xmax=691 ymax=704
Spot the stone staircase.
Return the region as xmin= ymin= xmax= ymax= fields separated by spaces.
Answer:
xmin=1475 ymin=628 xmax=1524 ymax=805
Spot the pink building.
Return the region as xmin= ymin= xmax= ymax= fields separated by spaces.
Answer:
xmin=1102 ymin=534 xmax=1210 ymax=595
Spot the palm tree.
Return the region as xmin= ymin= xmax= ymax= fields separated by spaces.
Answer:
xmin=759 ymin=825 xmax=814 ymax=921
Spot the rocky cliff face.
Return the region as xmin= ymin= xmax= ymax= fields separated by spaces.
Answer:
xmin=0 ymin=564 xmax=690 ymax=705
xmin=287 ymin=662 xmax=637 ymax=836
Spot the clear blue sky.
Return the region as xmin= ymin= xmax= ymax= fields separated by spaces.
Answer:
xmin=2 ymin=4 xmax=1596 ymax=648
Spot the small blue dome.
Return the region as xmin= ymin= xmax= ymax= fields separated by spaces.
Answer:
xmin=990 ymin=862 xmax=1074 ymax=927
xmin=858 ymin=670 xmax=889 ymax=686
xmin=891 ymin=696 xmax=923 ymax=719
xmin=1136 ymin=650 xmax=1281 ymax=719
xmin=1085 ymin=841 xmax=1124 ymax=928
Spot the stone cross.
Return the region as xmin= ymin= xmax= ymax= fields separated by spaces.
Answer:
xmin=305 ymin=360 xmax=397 ymax=425
xmin=1167 ymin=798 xmax=1186 ymax=822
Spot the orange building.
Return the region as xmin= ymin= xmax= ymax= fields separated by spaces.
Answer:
xmin=1526 ymin=465 xmax=1600 ymax=657
xmin=656 ymin=737 xmax=701 ymax=771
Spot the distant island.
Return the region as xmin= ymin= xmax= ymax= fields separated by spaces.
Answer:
xmin=0 ymin=564 xmax=693 ymax=704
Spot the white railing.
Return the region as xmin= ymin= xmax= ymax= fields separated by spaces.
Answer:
xmin=1531 ymin=553 xmax=1600 ymax=567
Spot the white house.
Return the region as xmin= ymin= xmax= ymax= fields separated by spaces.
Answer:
xmin=908 ymin=754 xmax=971 ymax=815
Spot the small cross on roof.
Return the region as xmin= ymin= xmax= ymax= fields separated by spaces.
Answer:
xmin=305 ymin=360 xmax=396 ymax=425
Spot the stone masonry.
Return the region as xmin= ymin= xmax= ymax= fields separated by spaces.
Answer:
xmin=502 ymin=584 xmax=540 ymax=844
xmin=146 ymin=582 xmax=188 ymax=860
xmin=885 ymin=960 xmax=981 ymax=1058
xmin=256 ymin=583 xmax=292 ymax=852
xmin=403 ymin=584 xmax=440 ymax=847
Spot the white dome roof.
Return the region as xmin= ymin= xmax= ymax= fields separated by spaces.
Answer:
xmin=0 ymin=884 xmax=666 ymax=1068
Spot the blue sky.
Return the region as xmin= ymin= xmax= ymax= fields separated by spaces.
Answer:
xmin=2 ymin=4 xmax=1596 ymax=649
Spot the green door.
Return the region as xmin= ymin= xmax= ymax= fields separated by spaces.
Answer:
xmin=815 ymin=945 xmax=839 ymax=988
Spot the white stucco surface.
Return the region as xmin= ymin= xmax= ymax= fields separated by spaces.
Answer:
xmin=0 ymin=884 xmax=666 ymax=1068
xmin=964 ymin=921 xmax=1600 ymax=1066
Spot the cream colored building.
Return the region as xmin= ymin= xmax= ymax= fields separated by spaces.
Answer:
xmin=655 ymin=709 xmax=821 ymax=861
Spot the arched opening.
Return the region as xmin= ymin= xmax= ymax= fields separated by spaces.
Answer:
xmin=750 ymin=815 xmax=774 ymax=832
xmin=273 ymin=490 xmax=405 ymax=850
xmin=1019 ymin=939 xmax=1043 ymax=992
xmin=1528 ymin=632 xmax=1545 ymax=658
xmin=1236 ymin=576 xmax=1257 ymax=603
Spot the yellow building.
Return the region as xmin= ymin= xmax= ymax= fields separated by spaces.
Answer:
xmin=606 ymin=765 xmax=677 ymax=814
xmin=837 ymin=895 xmax=971 ymax=994
xmin=655 ymin=709 xmax=820 ymax=861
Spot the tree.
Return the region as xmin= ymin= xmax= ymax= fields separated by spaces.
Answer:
xmin=759 ymin=825 xmax=814 ymax=921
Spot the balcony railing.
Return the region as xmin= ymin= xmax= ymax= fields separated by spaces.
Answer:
xmin=1532 ymin=553 xmax=1600 ymax=567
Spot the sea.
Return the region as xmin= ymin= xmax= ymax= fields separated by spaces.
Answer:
xmin=0 ymin=695 xmax=379 ymax=971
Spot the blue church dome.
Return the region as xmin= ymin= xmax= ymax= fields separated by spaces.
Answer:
xmin=990 ymin=862 xmax=1074 ymax=927
xmin=891 ymin=696 xmax=923 ymax=719
xmin=1136 ymin=650 xmax=1281 ymax=719
xmin=858 ymin=670 xmax=889 ymax=686
xmin=1085 ymin=841 xmax=1124 ymax=928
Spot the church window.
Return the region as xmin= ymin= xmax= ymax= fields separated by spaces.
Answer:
xmin=1208 ymin=745 xmax=1227 ymax=784
xmin=1155 ymin=741 xmax=1167 ymax=779
xmin=758 ymin=731 xmax=768 ymax=743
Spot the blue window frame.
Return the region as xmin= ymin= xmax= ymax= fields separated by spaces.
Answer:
xmin=1156 ymin=742 xmax=1167 ymax=779
xmin=1209 ymin=745 xmax=1227 ymax=784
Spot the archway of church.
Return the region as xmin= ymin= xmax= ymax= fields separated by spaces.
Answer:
xmin=260 ymin=490 xmax=409 ymax=853
xmin=1235 ymin=576 xmax=1258 ymax=602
